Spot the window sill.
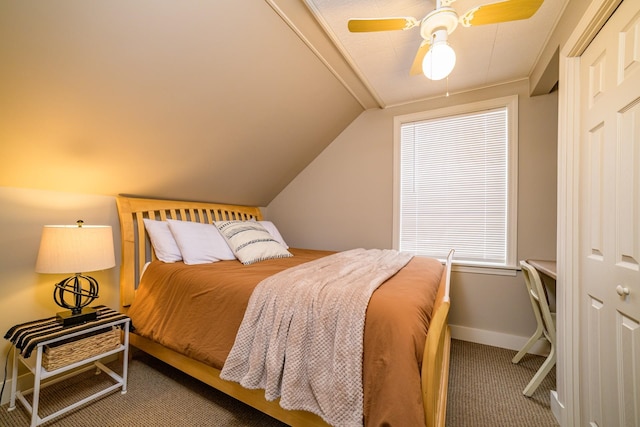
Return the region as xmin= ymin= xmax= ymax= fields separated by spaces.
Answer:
xmin=451 ymin=264 xmax=518 ymax=277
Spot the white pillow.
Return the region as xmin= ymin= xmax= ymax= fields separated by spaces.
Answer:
xmin=166 ymin=219 xmax=236 ymax=265
xmin=258 ymin=221 xmax=289 ymax=249
xmin=215 ymin=221 xmax=292 ymax=265
xmin=143 ymin=219 xmax=182 ymax=263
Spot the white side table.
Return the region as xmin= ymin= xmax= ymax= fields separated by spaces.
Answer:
xmin=7 ymin=316 xmax=130 ymax=427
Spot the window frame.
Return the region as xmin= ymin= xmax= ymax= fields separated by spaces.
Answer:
xmin=392 ymin=95 xmax=519 ymax=275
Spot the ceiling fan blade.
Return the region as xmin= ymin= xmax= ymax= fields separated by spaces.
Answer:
xmin=348 ymin=17 xmax=419 ymax=32
xmin=460 ymin=0 xmax=544 ymax=27
xmin=410 ymin=40 xmax=431 ymax=76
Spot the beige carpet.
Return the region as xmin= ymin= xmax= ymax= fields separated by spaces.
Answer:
xmin=0 ymin=339 xmax=557 ymax=426
xmin=446 ymin=339 xmax=558 ymax=427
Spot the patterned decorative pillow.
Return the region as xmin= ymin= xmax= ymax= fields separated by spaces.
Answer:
xmin=215 ymin=221 xmax=292 ymax=265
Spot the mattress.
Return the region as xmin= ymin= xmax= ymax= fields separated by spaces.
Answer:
xmin=127 ymin=248 xmax=444 ymax=426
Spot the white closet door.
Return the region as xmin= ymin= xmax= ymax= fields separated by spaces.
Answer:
xmin=579 ymin=1 xmax=640 ymax=425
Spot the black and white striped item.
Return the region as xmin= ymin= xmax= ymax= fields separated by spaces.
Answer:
xmin=4 ymin=306 xmax=130 ymax=358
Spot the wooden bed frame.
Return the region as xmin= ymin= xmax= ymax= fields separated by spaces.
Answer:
xmin=116 ymin=195 xmax=453 ymax=427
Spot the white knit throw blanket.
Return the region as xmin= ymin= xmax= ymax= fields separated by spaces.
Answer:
xmin=220 ymin=248 xmax=413 ymax=426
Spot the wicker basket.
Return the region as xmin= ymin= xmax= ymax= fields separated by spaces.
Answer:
xmin=43 ymin=327 xmax=121 ymax=371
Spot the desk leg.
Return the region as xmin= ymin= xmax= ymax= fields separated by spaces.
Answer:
xmin=8 ymin=346 xmax=18 ymax=410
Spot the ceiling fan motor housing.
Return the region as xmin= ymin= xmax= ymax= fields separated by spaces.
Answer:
xmin=420 ymin=7 xmax=459 ymax=40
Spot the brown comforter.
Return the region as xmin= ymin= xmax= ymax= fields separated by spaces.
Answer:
xmin=127 ymin=248 xmax=444 ymax=426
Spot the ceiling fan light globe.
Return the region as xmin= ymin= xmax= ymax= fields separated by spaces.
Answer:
xmin=422 ymin=42 xmax=456 ymax=80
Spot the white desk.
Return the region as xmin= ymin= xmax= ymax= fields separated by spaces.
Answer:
xmin=526 ymin=259 xmax=556 ymax=280
xmin=526 ymin=259 xmax=557 ymax=311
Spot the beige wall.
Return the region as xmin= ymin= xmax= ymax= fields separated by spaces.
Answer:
xmin=0 ymin=78 xmax=558 ymax=400
xmin=266 ymin=79 xmax=558 ymax=344
xmin=0 ymin=187 xmax=120 ymax=402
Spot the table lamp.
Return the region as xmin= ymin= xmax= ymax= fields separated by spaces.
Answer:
xmin=35 ymin=220 xmax=115 ymax=326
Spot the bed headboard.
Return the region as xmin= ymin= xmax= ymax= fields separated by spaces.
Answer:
xmin=116 ymin=196 xmax=263 ymax=308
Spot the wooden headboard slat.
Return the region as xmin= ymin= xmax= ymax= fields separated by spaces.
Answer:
xmin=116 ymin=196 xmax=263 ymax=308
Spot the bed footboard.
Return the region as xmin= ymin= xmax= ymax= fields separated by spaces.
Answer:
xmin=422 ymin=249 xmax=454 ymax=427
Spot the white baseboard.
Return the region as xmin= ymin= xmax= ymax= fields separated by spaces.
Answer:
xmin=450 ymin=324 xmax=551 ymax=356
xmin=550 ymin=390 xmax=562 ymax=425
xmin=1 ymin=371 xmax=34 ymax=406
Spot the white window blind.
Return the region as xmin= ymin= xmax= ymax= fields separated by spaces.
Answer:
xmin=395 ymin=98 xmax=517 ymax=267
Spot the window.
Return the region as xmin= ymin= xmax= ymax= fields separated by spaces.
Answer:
xmin=393 ymin=96 xmax=518 ymax=271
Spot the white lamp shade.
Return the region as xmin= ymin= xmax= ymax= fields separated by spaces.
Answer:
xmin=36 ymin=225 xmax=115 ymax=274
xmin=422 ymin=33 xmax=456 ymax=81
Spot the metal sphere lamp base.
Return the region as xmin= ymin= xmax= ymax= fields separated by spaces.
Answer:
xmin=56 ymin=307 xmax=98 ymax=327
xmin=53 ymin=273 xmax=99 ymax=327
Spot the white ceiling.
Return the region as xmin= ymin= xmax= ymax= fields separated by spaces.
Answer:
xmin=304 ymin=0 xmax=567 ymax=106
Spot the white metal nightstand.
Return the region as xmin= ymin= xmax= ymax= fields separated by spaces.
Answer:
xmin=5 ymin=308 xmax=130 ymax=427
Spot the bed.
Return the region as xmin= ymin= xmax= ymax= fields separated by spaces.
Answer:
xmin=116 ymin=195 xmax=453 ymax=427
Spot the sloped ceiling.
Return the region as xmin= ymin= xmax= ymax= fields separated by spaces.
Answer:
xmin=0 ymin=0 xmax=565 ymax=206
xmin=0 ymin=0 xmax=368 ymax=206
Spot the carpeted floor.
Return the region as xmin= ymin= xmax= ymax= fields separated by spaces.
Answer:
xmin=0 ymin=339 xmax=558 ymax=426
xmin=446 ymin=339 xmax=558 ymax=427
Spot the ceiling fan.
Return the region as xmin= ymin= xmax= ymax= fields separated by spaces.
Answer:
xmin=347 ymin=0 xmax=544 ymax=80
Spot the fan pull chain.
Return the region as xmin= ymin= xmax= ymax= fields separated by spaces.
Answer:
xmin=446 ymin=77 xmax=450 ymax=97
